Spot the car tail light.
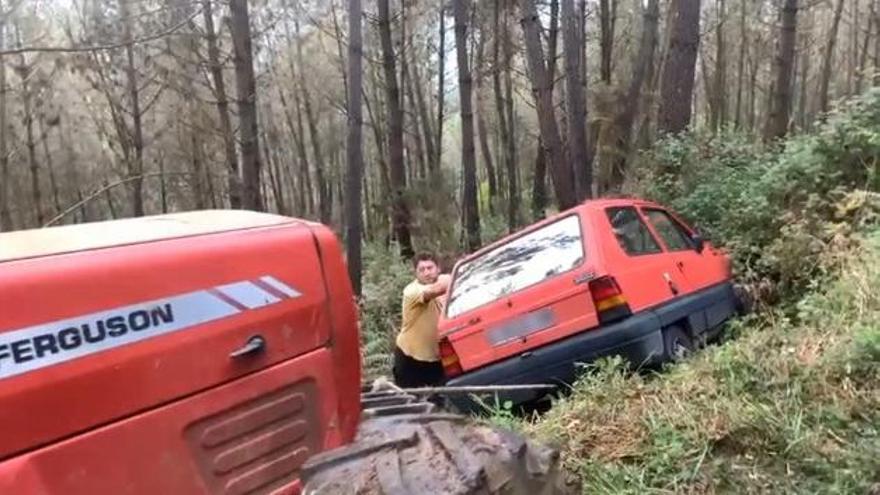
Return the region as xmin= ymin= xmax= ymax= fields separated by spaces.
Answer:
xmin=589 ymin=276 xmax=632 ymax=324
xmin=439 ymin=337 xmax=463 ymax=378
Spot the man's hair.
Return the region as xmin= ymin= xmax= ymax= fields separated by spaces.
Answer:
xmin=412 ymin=252 xmax=439 ymax=268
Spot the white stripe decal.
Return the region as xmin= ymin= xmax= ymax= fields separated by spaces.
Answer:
xmin=0 ymin=276 xmax=301 ymax=381
xmin=215 ymin=281 xmax=280 ymax=309
xmin=259 ymin=276 xmax=302 ymax=298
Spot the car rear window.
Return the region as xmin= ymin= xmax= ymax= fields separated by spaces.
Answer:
xmin=606 ymin=207 xmax=662 ymax=256
xmin=445 ymin=215 xmax=584 ymax=318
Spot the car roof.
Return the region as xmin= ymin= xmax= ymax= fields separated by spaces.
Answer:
xmin=0 ymin=210 xmax=299 ymax=263
xmin=454 ymin=197 xmax=658 ymax=266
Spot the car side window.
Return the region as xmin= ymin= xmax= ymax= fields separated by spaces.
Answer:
xmin=643 ymin=209 xmax=695 ymax=251
xmin=606 ymin=207 xmax=662 ymax=256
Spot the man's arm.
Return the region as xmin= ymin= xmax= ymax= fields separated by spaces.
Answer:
xmin=407 ymin=274 xmax=451 ymax=305
xmin=421 ymin=274 xmax=451 ymax=302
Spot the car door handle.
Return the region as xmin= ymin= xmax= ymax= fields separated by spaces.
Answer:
xmin=230 ymin=335 xmax=267 ymax=359
xmin=677 ymin=261 xmax=684 ymax=269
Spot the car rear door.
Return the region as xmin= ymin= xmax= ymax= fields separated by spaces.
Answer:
xmin=601 ymin=205 xmax=687 ymax=309
xmin=641 ymin=207 xmax=728 ymax=291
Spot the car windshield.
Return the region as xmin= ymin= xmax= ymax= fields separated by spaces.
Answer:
xmin=445 ymin=215 xmax=584 ymax=318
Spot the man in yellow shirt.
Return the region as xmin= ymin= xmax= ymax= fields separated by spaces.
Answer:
xmin=393 ymin=252 xmax=451 ymax=388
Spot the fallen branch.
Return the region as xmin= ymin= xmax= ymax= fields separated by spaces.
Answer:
xmin=0 ymin=9 xmax=201 ymax=56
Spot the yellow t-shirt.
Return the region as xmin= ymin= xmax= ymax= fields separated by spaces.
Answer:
xmin=396 ymin=280 xmax=444 ymax=362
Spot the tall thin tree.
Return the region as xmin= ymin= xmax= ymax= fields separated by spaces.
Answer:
xmin=764 ymin=0 xmax=799 ymax=140
xmin=346 ymin=0 xmax=364 ymax=295
xmin=229 ymin=0 xmax=263 ymax=210
xmin=378 ymin=0 xmax=414 ymax=257
xmin=454 ymin=0 xmax=480 ymax=250
xmin=658 ymin=0 xmax=702 ymax=135
xmin=520 ymin=0 xmax=577 ymax=210
xmin=562 ymin=0 xmax=590 ymax=200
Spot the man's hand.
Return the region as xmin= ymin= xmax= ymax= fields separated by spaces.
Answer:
xmin=422 ymin=274 xmax=452 ymax=302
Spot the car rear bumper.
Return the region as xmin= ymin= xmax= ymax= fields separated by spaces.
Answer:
xmin=446 ymin=310 xmax=664 ymax=412
xmin=446 ymin=281 xmax=737 ymax=413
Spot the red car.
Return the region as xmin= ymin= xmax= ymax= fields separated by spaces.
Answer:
xmin=438 ymin=198 xmax=740 ymax=409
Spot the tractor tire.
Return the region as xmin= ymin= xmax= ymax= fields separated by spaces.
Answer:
xmin=301 ymin=412 xmax=577 ymax=495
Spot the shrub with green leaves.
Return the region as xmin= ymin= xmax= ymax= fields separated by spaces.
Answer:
xmin=634 ymin=88 xmax=880 ymax=304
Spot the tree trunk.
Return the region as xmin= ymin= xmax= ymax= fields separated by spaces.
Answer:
xmin=475 ymin=21 xmax=497 ymax=208
xmin=295 ymin=18 xmax=331 ymax=224
xmin=658 ymin=0 xmax=702 ymax=135
xmin=854 ymin=8 xmax=875 ymax=94
xmin=520 ymin=0 xmax=577 ymax=210
xmin=403 ymin=52 xmax=428 ymax=180
xmin=764 ymin=0 xmax=798 ymax=141
xmin=712 ymin=0 xmax=727 ymax=131
xmin=0 ymin=0 xmax=10 ymax=232
xmin=493 ymin=0 xmax=519 ymax=229
xmin=202 ymin=0 xmax=241 ymax=208
xmin=734 ymin=0 xmax=747 ymax=128
xmin=562 ymin=0 xmax=590 ymax=200
xmin=609 ymin=0 xmax=659 ymax=191
xmin=158 ymin=154 xmax=168 ymax=213
xmin=292 ymin=86 xmax=315 ymax=216
xmin=874 ymin=1 xmax=880 ymax=87
xmin=532 ymin=138 xmax=547 ymax=220
xmin=119 ymin=0 xmax=145 ymax=217
xmin=454 ymin=0 xmax=481 ymax=251
xmin=797 ymin=10 xmax=812 ymax=129
xmin=411 ymin=56 xmax=436 ymax=181
xmin=818 ymin=0 xmax=846 ymax=115
xmin=435 ymin=2 xmax=446 ymax=174
xmin=346 ymin=0 xmax=364 ymax=295
xmin=378 ymin=0 xmax=414 ymax=257
xmin=599 ymin=0 xmax=617 ymax=84
xmin=40 ymin=118 xmax=62 ymax=215
xmin=229 ymin=0 xmax=263 ymax=211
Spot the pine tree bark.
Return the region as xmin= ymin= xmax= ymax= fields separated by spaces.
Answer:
xmin=764 ymin=0 xmax=798 ymax=141
xmin=377 ymin=0 xmax=414 ymax=257
xmin=229 ymin=0 xmax=263 ymax=210
xmin=202 ymin=0 xmax=241 ymax=208
xmin=734 ymin=0 xmax=747 ymax=128
xmin=346 ymin=0 xmax=364 ymax=295
xmin=434 ymin=2 xmax=446 ymax=174
xmin=475 ymin=21 xmax=497 ymax=208
xmin=295 ymin=18 xmax=331 ymax=224
xmin=711 ymin=0 xmax=727 ymax=131
xmin=818 ymin=0 xmax=845 ymax=115
xmin=493 ymin=0 xmax=519 ymax=229
xmin=658 ymin=0 xmax=702 ymax=135
xmin=520 ymin=0 xmax=577 ymax=210
xmin=119 ymin=0 xmax=145 ymax=217
xmin=40 ymin=118 xmax=62 ymax=215
xmin=562 ymin=0 xmax=591 ymax=200
xmin=599 ymin=0 xmax=617 ymax=84
xmin=0 ymin=0 xmax=10 ymax=232
xmin=797 ymin=9 xmax=812 ymax=129
xmin=608 ymin=0 xmax=658 ymax=191
xmin=854 ymin=9 xmax=874 ymax=94
xmin=454 ymin=0 xmax=481 ymax=251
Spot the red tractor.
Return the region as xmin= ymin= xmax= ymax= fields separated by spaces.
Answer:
xmin=0 ymin=211 xmax=571 ymax=494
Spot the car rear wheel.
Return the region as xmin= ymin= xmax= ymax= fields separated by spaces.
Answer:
xmin=663 ymin=325 xmax=694 ymax=362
